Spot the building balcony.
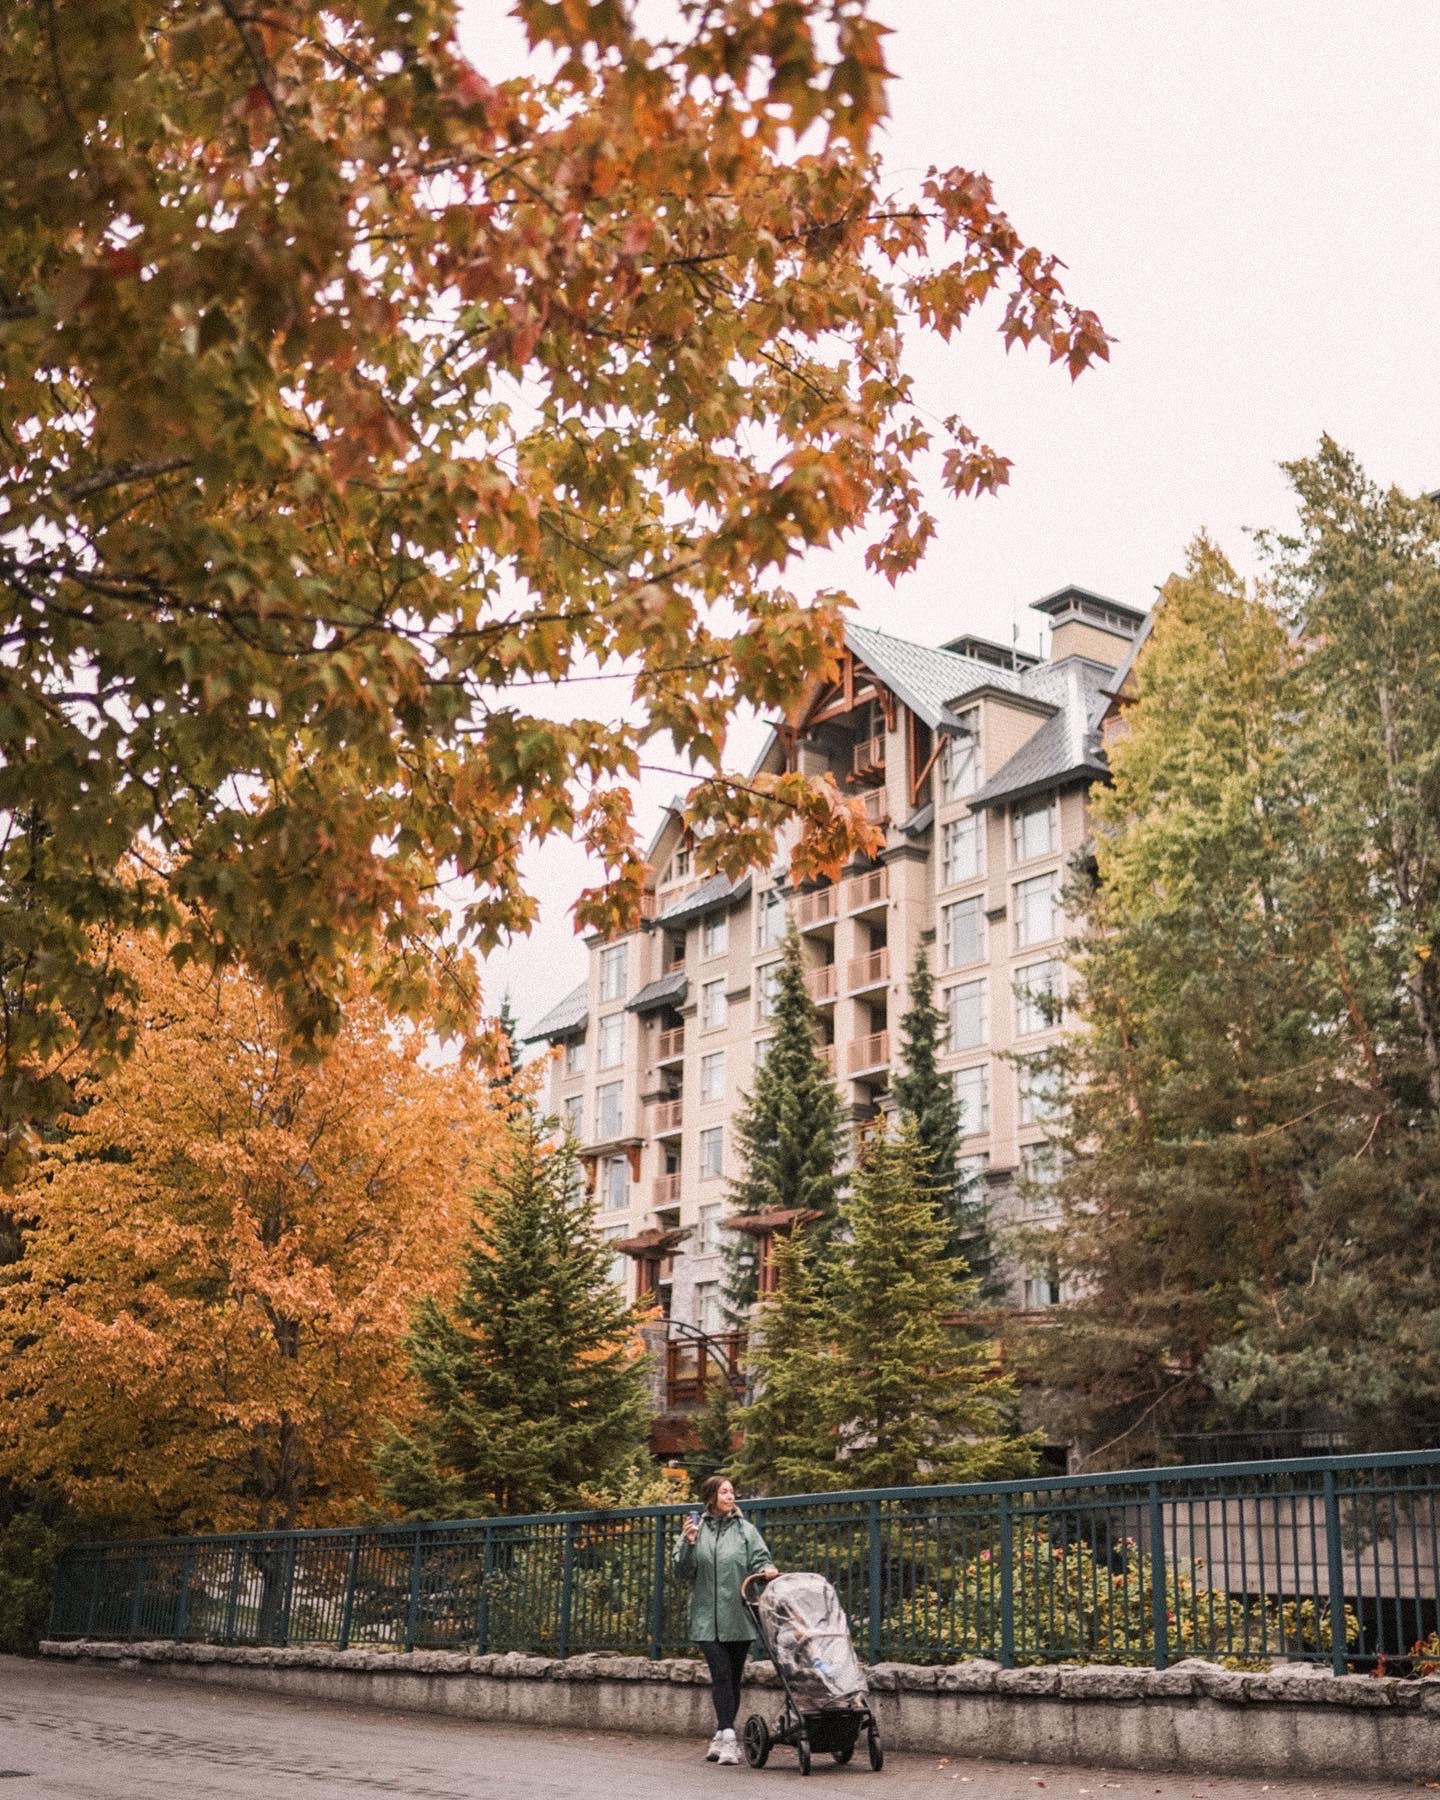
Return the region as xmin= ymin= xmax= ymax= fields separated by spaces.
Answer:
xmin=846 ymin=947 xmax=889 ymax=993
xmin=649 ymin=1097 xmax=685 ymax=1136
xmin=845 ymin=866 xmax=889 ymax=914
xmin=792 ymin=885 xmax=837 ymax=930
xmin=664 ymin=1329 xmax=748 ymax=1409
xmin=652 ymin=1172 xmax=682 ymax=1208
xmin=846 ymin=1030 xmax=890 ymax=1076
xmin=859 ymin=789 xmax=890 ymax=827
xmin=816 ymin=1042 xmax=836 ymax=1075
xmin=655 ymin=1025 xmax=685 ymax=1064
xmin=804 ymin=963 xmax=837 ymax=1004
xmin=851 ymin=733 xmax=886 ymax=781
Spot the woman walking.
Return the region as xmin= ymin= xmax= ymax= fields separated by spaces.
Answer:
xmin=673 ymin=1475 xmax=779 ymax=1765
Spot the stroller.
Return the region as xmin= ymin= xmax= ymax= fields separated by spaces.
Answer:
xmin=740 ymin=1571 xmax=883 ymax=1776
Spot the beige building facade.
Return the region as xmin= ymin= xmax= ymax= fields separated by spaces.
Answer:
xmin=527 ymin=587 xmax=1146 ymax=1345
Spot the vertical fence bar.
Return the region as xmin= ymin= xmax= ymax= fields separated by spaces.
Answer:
xmin=1147 ymin=1483 xmax=1168 ymax=1671
xmin=998 ymin=1493 xmax=1015 ymax=1668
xmin=649 ymin=1514 xmax=668 ymax=1660
xmin=338 ymin=1534 xmax=361 ymax=1651
xmin=867 ymin=1499 xmax=883 ymax=1665
xmin=84 ymin=1555 xmax=104 ymax=1638
xmin=403 ymin=1530 xmax=424 ymax=1653
xmin=476 ymin=1527 xmax=494 ymax=1654
xmin=1322 ymin=1470 xmax=1347 ymax=1675
xmin=126 ymin=1552 xmax=146 ymax=1642
xmin=174 ymin=1546 xmax=194 ymax=1643
xmin=222 ymin=1542 xmax=244 ymax=1644
xmin=558 ymin=1519 xmax=576 ymax=1661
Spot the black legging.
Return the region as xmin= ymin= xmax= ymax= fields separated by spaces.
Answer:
xmin=699 ymin=1638 xmax=751 ymax=1731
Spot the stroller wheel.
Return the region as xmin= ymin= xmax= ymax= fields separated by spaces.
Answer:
xmin=866 ymin=1724 xmax=884 ymax=1771
xmin=830 ymin=1739 xmax=855 ymax=1764
xmin=796 ymin=1734 xmax=812 ymax=1777
xmin=742 ymin=1714 xmax=770 ymax=1769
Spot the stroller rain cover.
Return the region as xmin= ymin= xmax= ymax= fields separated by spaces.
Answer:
xmin=756 ymin=1571 xmax=869 ymax=1708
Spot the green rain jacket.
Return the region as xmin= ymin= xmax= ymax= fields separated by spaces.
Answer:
xmin=671 ymin=1510 xmax=774 ymax=1643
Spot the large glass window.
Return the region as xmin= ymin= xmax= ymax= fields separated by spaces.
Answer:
xmin=702 ymin=911 xmax=729 ymax=958
xmin=601 ymin=1224 xmax=629 ymax=1290
xmin=1020 ymin=1141 xmax=1062 ymax=1212
xmin=951 ymin=1063 xmax=991 ymax=1134
xmin=1014 ymin=959 xmax=1061 ymax=1036
xmin=599 ymin=943 xmax=628 ymax=1002
xmin=1018 ymin=1063 xmax=1063 ymax=1125
xmin=1023 ymin=1264 xmax=1065 ymax=1308
xmin=670 ymin=844 xmax=692 ymax=881
xmin=600 ymin=1154 xmax=629 ymax=1211
xmin=699 ymin=1126 xmax=724 ymax=1179
xmin=595 ymin=1080 xmax=623 ymax=1140
xmin=698 ymin=1203 xmax=722 ymax=1255
xmin=596 ymin=1013 xmax=624 ymax=1069
xmin=941 ymin=813 xmax=983 ymax=886
xmin=700 ymin=1051 xmax=726 ymax=1104
xmin=942 ymin=896 xmax=986 ymax=969
xmin=561 ymin=1093 xmax=583 ymax=1139
xmin=563 ymin=1036 xmax=585 ymax=1077
xmin=1013 ymin=872 xmax=1062 ymax=949
xmin=701 ymin=978 xmax=727 ymax=1032
xmin=946 ymin=978 xmax=989 ymax=1052
xmin=940 ymin=709 xmax=981 ymax=800
xmin=756 ymin=887 xmax=785 ymax=949
xmin=1011 ymin=796 xmax=1057 ymax=864
xmin=756 ymin=963 xmax=783 ymax=1020
xmin=695 ymin=1280 xmax=725 ymax=1335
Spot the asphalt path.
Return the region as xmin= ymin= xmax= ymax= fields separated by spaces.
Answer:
xmin=1 ymin=1657 xmax=1432 ymax=1800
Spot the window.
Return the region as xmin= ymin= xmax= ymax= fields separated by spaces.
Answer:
xmin=600 ymin=1154 xmax=629 ymax=1212
xmin=599 ymin=943 xmax=628 ymax=1002
xmin=940 ymin=710 xmax=980 ymax=800
xmin=701 ymin=978 xmax=727 ymax=1032
xmin=561 ymin=1094 xmax=583 ymax=1139
xmin=1018 ymin=1063 xmax=1062 ymax=1125
xmin=596 ymin=1013 xmax=623 ymax=1069
xmin=942 ymin=896 xmax=986 ymax=969
xmin=756 ymin=887 xmax=785 ymax=949
xmin=700 ymin=1051 xmax=726 ymax=1104
xmin=756 ymin=962 xmax=783 ymax=1020
xmin=957 ymin=1151 xmax=990 ymax=1187
xmin=698 ymin=1203 xmax=722 ymax=1255
xmin=699 ymin=1126 xmax=724 ymax=1180
xmin=695 ymin=1280 xmax=725 ymax=1335
xmin=671 ymin=844 xmax=692 ymax=881
xmin=945 ymin=978 xmax=988 ymax=1053
xmin=1023 ymin=1266 xmax=1064 ymax=1309
xmin=1020 ymin=1142 xmax=1062 ymax=1210
xmin=1014 ymin=959 xmax=1061 ymax=1036
xmin=601 ymin=1224 xmax=629 ymax=1290
xmin=563 ymin=1036 xmax=586 ymax=1077
xmin=951 ymin=1063 xmax=991 ymax=1134
xmin=595 ymin=1080 xmax=623 ymax=1140
xmin=941 ymin=813 xmax=983 ymax=886
xmin=1013 ymin=872 xmax=1061 ymax=949
xmin=1011 ymin=796 xmax=1057 ymax=864
xmin=702 ymin=912 xmax=729 ymax=958
xmin=753 ymin=1036 xmax=775 ymax=1069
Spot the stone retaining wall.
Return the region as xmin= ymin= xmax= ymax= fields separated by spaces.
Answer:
xmin=39 ymin=1640 xmax=1440 ymax=1784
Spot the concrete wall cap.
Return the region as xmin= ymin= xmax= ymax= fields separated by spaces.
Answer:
xmin=995 ymin=1665 xmax=1061 ymax=1695
xmin=1057 ymin=1665 xmax=1150 ymax=1701
xmin=934 ymin=1660 xmax=998 ymax=1694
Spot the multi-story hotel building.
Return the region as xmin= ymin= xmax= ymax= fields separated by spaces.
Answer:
xmin=527 ymin=586 xmax=1147 ymax=1386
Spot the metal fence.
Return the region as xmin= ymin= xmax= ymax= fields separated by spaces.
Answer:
xmin=49 ymin=1450 xmax=1440 ymax=1672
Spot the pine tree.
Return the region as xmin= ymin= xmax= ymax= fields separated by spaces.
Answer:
xmin=377 ymin=1116 xmax=652 ymax=1518
xmin=891 ymin=946 xmax=999 ymax=1297
xmin=683 ymin=1382 xmax=740 ymax=1489
xmin=722 ymin=925 xmax=846 ymax=1320
xmin=820 ymin=1125 xmax=1037 ymax=1489
xmin=733 ymin=1230 xmax=841 ymax=1495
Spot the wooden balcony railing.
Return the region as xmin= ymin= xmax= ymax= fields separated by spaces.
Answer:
xmin=847 ymin=947 xmax=889 ymax=992
xmin=804 ymin=963 xmax=837 ymax=1004
xmin=650 ymin=1097 xmax=685 ymax=1133
xmin=851 ymin=733 xmax=886 ymax=778
xmin=845 ymin=866 xmax=889 ymax=910
xmin=846 ymin=1030 xmax=890 ymax=1075
xmin=816 ymin=1043 xmax=836 ymax=1074
xmin=792 ymin=886 xmax=836 ymax=929
xmin=652 ymin=1172 xmax=682 ymax=1208
xmin=655 ymin=1026 xmax=685 ymax=1062
xmin=665 ymin=1330 xmax=747 ymax=1409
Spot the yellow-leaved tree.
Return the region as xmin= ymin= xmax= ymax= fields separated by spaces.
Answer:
xmin=0 ymin=931 xmax=506 ymax=1536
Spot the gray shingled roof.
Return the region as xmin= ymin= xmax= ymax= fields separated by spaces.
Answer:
xmin=970 ymin=659 xmax=1113 ymax=809
xmin=523 ymin=979 xmax=589 ymax=1043
xmin=627 ymin=971 xmax=689 ymax=1015
xmin=654 ymin=871 xmax=752 ymax=926
xmin=845 ymin=622 xmax=1023 ymax=731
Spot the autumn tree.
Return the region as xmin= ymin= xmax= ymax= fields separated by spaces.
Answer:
xmin=723 ymin=927 xmax=847 ymax=1319
xmin=0 ymin=931 xmax=499 ymax=1536
xmin=376 ymin=1116 xmax=651 ymax=1518
xmin=0 ymin=0 xmax=1109 ymax=1184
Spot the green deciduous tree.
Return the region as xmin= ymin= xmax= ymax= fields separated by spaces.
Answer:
xmin=377 ymin=1116 xmax=651 ymax=1518
xmin=723 ymin=926 xmax=847 ymax=1319
xmin=891 ymin=946 xmax=999 ymax=1297
xmin=0 ymin=0 xmax=1109 ymax=1185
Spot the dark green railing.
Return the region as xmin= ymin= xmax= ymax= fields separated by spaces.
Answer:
xmin=49 ymin=1450 xmax=1440 ymax=1671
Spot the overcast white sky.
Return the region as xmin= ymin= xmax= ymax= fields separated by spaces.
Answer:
xmin=460 ymin=0 xmax=1440 ymax=1041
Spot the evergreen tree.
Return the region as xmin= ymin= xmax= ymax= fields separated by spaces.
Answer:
xmin=683 ymin=1382 xmax=740 ymax=1489
xmin=722 ymin=925 xmax=846 ymax=1319
xmin=377 ymin=1116 xmax=652 ymax=1517
xmin=891 ymin=946 xmax=1000 ymax=1297
xmin=820 ymin=1125 xmax=1036 ymax=1488
xmin=733 ymin=1230 xmax=841 ymax=1495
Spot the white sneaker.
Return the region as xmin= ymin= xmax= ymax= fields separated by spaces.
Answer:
xmin=706 ymin=1730 xmax=726 ymax=1761
xmin=716 ymin=1730 xmax=740 ymax=1766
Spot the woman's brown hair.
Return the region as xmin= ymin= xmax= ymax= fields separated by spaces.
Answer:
xmin=699 ymin=1474 xmax=732 ymax=1512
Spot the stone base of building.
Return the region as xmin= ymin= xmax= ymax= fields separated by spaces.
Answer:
xmin=38 ymin=1640 xmax=1440 ymax=1785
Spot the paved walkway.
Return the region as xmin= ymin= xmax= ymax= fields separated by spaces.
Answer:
xmin=1 ymin=1657 xmax=1430 ymax=1799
